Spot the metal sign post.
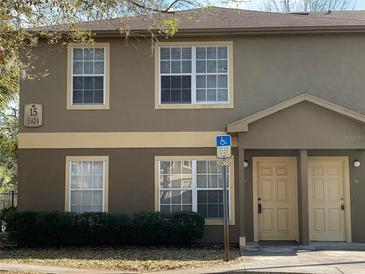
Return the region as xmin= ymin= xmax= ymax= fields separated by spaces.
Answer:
xmin=222 ymin=161 xmax=229 ymax=262
xmin=216 ymin=135 xmax=231 ymax=262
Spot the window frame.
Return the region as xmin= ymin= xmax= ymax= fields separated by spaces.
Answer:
xmin=65 ymin=156 xmax=109 ymax=212
xmin=155 ymin=41 xmax=234 ymax=110
xmin=154 ymin=155 xmax=235 ymax=225
xmin=67 ymin=43 xmax=110 ymax=110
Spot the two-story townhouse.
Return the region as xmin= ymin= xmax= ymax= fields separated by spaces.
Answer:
xmin=18 ymin=7 xmax=365 ymax=245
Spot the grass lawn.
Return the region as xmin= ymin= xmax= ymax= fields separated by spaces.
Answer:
xmin=0 ymin=247 xmax=242 ymax=272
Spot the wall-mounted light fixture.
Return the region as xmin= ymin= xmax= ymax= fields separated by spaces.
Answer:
xmin=353 ymin=160 xmax=361 ymax=168
xmin=244 ymin=160 xmax=249 ymax=168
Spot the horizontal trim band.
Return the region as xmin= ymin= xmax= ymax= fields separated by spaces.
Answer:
xmin=18 ymin=132 xmax=237 ymax=149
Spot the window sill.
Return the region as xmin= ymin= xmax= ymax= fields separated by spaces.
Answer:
xmin=205 ymin=219 xmax=235 ymax=226
xmin=67 ymin=104 xmax=110 ymax=110
xmin=155 ymin=103 xmax=233 ymax=110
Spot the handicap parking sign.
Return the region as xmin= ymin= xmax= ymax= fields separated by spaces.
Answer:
xmin=216 ymin=135 xmax=232 ymax=159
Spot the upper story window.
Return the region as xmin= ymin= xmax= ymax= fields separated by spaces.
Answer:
xmin=156 ymin=42 xmax=233 ymax=109
xmin=67 ymin=43 xmax=110 ymax=110
xmin=72 ymin=48 xmax=104 ymax=104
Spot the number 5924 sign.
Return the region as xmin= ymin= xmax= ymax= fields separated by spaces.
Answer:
xmin=24 ymin=104 xmax=42 ymax=128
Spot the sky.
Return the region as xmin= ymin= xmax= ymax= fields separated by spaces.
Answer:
xmin=216 ymin=0 xmax=365 ymax=11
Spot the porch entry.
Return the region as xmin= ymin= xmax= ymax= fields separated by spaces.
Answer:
xmin=253 ymin=157 xmax=298 ymax=241
xmin=308 ymin=157 xmax=351 ymax=242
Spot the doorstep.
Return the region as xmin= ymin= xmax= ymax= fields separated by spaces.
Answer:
xmin=309 ymin=242 xmax=365 ymax=251
xmin=243 ymin=241 xmax=365 ymax=253
xmin=243 ymin=242 xmax=310 ymax=255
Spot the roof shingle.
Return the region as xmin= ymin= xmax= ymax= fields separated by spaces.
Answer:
xmin=50 ymin=7 xmax=365 ymax=33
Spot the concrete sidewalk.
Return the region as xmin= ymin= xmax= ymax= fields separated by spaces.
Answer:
xmin=1 ymin=243 xmax=365 ymax=274
xmin=156 ymin=243 xmax=365 ymax=274
xmin=239 ymin=249 xmax=365 ymax=274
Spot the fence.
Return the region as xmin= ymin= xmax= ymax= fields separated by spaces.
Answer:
xmin=0 ymin=192 xmax=16 ymax=210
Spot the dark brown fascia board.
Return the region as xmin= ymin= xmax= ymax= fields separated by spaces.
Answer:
xmin=32 ymin=25 xmax=365 ymax=41
xmin=89 ymin=25 xmax=365 ymax=38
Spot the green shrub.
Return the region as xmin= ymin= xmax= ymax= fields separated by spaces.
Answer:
xmin=3 ymin=210 xmax=204 ymax=247
xmin=0 ymin=206 xmax=16 ymax=221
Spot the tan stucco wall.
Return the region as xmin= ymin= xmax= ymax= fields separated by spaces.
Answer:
xmin=17 ymin=148 xmax=241 ymax=243
xmin=18 ymin=147 xmax=365 ymax=243
xmin=239 ymin=101 xmax=365 ymax=149
xmin=18 ymin=33 xmax=365 ymax=244
xmin=20 ymin=34 xmax=365 ymax=133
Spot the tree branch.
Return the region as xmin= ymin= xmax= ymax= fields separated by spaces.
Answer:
xmin=126 ymin=0 xmax=175 ymax=13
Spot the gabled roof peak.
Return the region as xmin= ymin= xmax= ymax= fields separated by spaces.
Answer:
xmin=227 ymin=93 xmax=365 ymax=133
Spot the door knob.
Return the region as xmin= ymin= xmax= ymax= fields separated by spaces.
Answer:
xmin=258 ymin=197 xmax=262 ymax=213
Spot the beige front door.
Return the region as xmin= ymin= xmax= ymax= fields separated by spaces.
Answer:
xmin=308 ymin=157 xmax=350 ymax=241
xmin=254 ymin=157 xmax=297 ymax=241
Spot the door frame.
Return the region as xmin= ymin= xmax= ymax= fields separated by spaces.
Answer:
xmin=253 ymin=157 xmax=299 ymax=242
xmin=307 ymin=156 xmax=352 ymax=243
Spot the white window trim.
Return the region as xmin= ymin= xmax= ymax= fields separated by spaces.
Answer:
xmin=67 ymin=43 xmax=110 ymax=110
xmin=154 ymin=155 xmax=235 ymax=225
xmin=65 ymin=156 xmax=109 ymax=212
xmin=154 ymin=41 xmax=234 ymax=110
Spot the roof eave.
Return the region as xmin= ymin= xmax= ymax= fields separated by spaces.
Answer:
xmin=89 ymin=25 xmax=365 ymax=38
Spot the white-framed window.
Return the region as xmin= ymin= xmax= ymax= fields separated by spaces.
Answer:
xmin=72 ymin=47 xmax=106 ymax=105
xmin=65 ymin=156 xmax=109 ymax=213
xmin=67 ymin=43 xmax=110 ymax=110
xmin=158 ymin=44 xmax=231 ymax=106
xmin=160 ymin=160 xmax=193 ymax=212
xmin=157 ymin=157 xmax=234 ymax=223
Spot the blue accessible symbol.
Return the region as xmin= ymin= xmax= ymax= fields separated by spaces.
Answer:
xmin=216 ymin=135 xmax=231 ymax=147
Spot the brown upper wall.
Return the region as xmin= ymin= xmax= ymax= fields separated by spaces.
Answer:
xmin=20 ymin=34 xmax=365 ymax=132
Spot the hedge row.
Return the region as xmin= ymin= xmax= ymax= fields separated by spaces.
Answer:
xmin=1 ymin=210 xmax=205 ymax=247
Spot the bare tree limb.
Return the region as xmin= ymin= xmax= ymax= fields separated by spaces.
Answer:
xmin=264 ymin=0 xmax=353 ymax=12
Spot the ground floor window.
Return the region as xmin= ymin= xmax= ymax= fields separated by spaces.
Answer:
xmin=157 ymin=156 xmax=234 ymax=223
xmin=65 ymin=156 xmax=109 ymax=213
